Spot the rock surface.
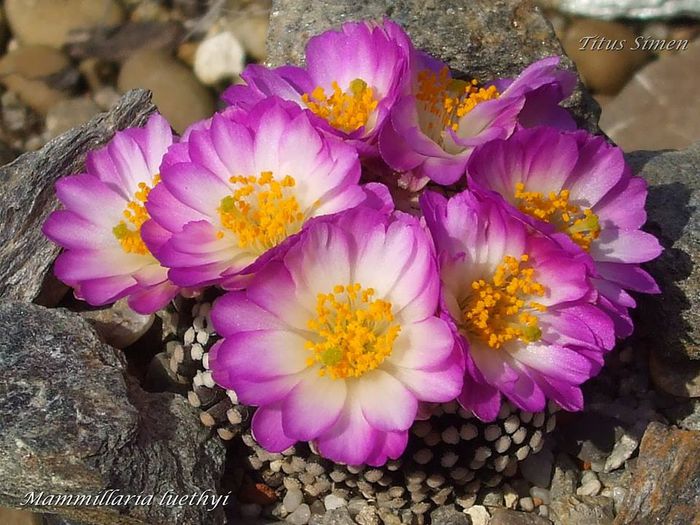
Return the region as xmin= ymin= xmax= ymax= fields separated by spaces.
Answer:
xmin=0 ymin=302 xmax=226 ymax=525
xmin=265 ymin=0 xmax=600 ymax=131
xmin=0 ymin=89 xmax=155 ymax=304
xmin=549 ymin=495 xmax=615 ymax=525
xmin=626 ymin=143 xmax=700 ymax=396
xmin=614 ymin=422 xmax=700 ymax=525
xmin=490 ymin=508 xmax=552 ymax=524
xmin=600 ymin=41 xmax=700 ymax=151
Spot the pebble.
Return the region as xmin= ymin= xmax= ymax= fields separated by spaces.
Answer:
xmin=5 ymin=0 xmax=124 ymax=48
xmin=482 ymin=490 xmax=504 ymax=506
xmin=465 ymin=505 xmax=491 ymax=525
xmin=355 ymin=506 xmax=380 ymax=525
xmin=529 ymin=487 xmax=551 ymax=505
xmin=519 ymin=496 xmax=535 ymax=512
xmin=503 ymin=485 xmax=519 ymax=509
xmin=194 ymin=30 xmax=245 ymax=85
xmin=283 ymin=488 xmax=304 ymax=513
xmin=287 ymin=503 xmax=311 ymax=525
xmin=224 ymin=4 xmax=270 ymax=61
xmin=577 ymin=478 xmax=603 ymax=497
xmin=45 ymin=97 xmax=101 ymax=139
xmin=0 ymin=45 xmax=71 ymax=114
xmin=118 ymin=49 xmax=214 ymax=133
xmin=562 ymin=18 xmax=650 ymax=94
xmin=323 ymin=494 xmax=347 ymax=511
xmin=604 ymin=429 xmax=641 ymax=472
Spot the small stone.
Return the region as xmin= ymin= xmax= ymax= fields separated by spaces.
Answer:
xmin=321 ymin=508 xmax=354 ymax=525
xmin=519 ymin=497 xmax=535 ymax=512
xmin=550 ymin=453 xmax=579 ymax=499
xmin=503 ymin=487 xmax=519 ymax=509
xmin=429 ymin=505 xmax=469 ymax=525
xmin=355 ymin=506 xmax=380 ymax=525
xmin=482 ymin=490 xmax=504 ymax=506
xmin=0 ymin=45 xmax=72 ymax=114
xmin=284 ymin=488 xmax=304 ymax=513
xmin=5 ymin=0 xmax=124 ymax=48
xmin=465 ymin=505 xmax=491 ymax=525
xmin=78 ymin=298 xmax=154 ymax=348
xmin=194 ymin=30 xmax=245 ymax=86
xmin=562 ymin=19 xmax=650 ymax=94
xmin=118 ymin=49 xmax=215 ymax=133
xmin=323 ymin=494 xmax=347 ymax=511
xmin=529 ymin=487 xmax=551 ymax=505
xmin=550 ymin=495 xmax=614 ymax=525
xmin=490 ymin=508 xmax=552 ymax=525
xmin=577 ymin=478 xmax=602 ymax=497
xmin=287 ymin=503 xmax=312 ymax=525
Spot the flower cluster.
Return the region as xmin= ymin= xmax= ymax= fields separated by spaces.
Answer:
xmin=44 ymin=19 xmax=661 ymax=466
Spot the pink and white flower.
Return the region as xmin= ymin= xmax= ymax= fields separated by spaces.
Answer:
xmin=148 ymin=98 xmax=388 ymax=289
xmin=380 ymin=55 xmax=576 ymax=189
xmin=421 ymin=190 xmax=615 ymax=421
xmin=222 ymin=19 xmax=412 ymax=156
xmin=467 ymin=127 xmax=663 ymax=337
xmin=208 ymin=207 xmax=464 ymax=465
xmin=43 ymin=113 xmax=179 ymax=314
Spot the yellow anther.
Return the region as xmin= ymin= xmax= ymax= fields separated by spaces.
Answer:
xmin=305 ymin=282 xmax=401 ymax=380
xmin=513 ymin=183 xmax=601 ymax=251
xmin=301 ymin=78 xmax=378 ymax=133
xmin=218 ymin=172 xmax=306 ymax=252
xmin=415 ymin=67 xmax=500 ymax=135
xmin=462 ymin=255 xmax=547 ymax=350
xmin=112 ymin=174 xmax=160 ymax=255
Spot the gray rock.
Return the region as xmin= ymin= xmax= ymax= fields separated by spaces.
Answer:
xmin=490 ymin=508 xmax=552 ymax=525
xmin=0 ymin=89 xmax=156 ymax=303
xmin=626 ymin=143 xmax=700 ymax=396
xmin=537 ymin=0 xmax=700 ymax=19
xmin=320 ymin=508 xmax=354 ymax=525
xmin=464 ymin=505 xmax=491 ymax=525
xmin=265 ymin=0 xmax=600 ymax=131
xmin=0 ymin=302 xmax=226 ymax=525
xmin=614 ymin=422 xmax=700 ymax=525
xmin=429 ymin=505 xmax=469 ymax=525
xmin=549 ymin=496 xmax=614 ymax=525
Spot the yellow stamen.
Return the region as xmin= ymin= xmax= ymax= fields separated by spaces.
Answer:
xmin=218 ymin=171 xmax=305 ymax=252
xmin=462 ymin=254 xmax=546 ymax=350
xmin=301 ymin=78 xmax=378 ymax=133
xmin=112 ymin=175 xmax=160 ymax=255
xmin=305 ymin=283 xmax=401 ymax=380
xmin=514 ymin=182 xmax=601 ymax=251
xmin=416 ymin=67 xmax=500 ymax=134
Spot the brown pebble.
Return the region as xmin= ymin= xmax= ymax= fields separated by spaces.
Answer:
xmin=562 ymin=18 xmax=651 ymax=94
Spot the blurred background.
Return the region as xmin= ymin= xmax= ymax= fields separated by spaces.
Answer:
xmin=0 ymin=0 xmax=697 ymax=523
xmin=0 ymin=0 xmax=698 ymax=172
